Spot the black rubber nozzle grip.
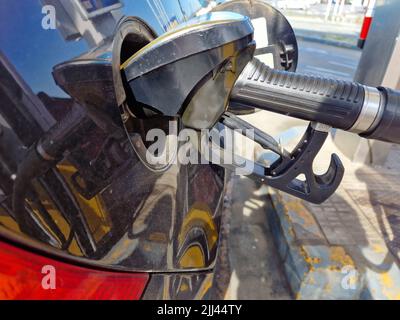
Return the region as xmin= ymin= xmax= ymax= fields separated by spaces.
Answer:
xmin=230 ymin=59 xmax=365 ymax=130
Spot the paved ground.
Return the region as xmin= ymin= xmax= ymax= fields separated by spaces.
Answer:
xmin=224 ymin=176 xmax=292 ymax=299
xmin=225 ymin=39 xmax=400 ymax=299
xmin=296 ymin=40 xmax=361 ymax=80
xmin=284 ymin=8 xmax=363 ymax=48
xmin=227 ymin=109 xmax=400 ymax=299
xmin=288 ymin=15 xmax=361 ymax=36
xmin=305 ymin=138 xmax=400 ymax=263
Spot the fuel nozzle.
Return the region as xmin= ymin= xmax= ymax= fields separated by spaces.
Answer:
xmin=122 ymin=12 xmax=255 ymax=130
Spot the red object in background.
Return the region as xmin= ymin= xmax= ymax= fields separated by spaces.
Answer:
xmin=0 ymin=241 xmax=149 ymax=300
xmin=359 ymin=16 xmax=373 ymax=41
xmin=358 ymin=1 xmax=375 ymax=49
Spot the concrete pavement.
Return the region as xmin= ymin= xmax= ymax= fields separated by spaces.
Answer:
xmin=224 ymin=176 xmax=292 ymax=299
xmin=223 ymin=33 xmax=400 ymax=299
xmin=285 ymin=10 xmax=363 ymax=49
xmin=296 ymin=40 xmax=361 ymax=80
xmin=226 ymin=109 xmax=400 ymax=299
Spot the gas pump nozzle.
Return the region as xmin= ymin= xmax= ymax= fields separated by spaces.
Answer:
xmin=120 ymin=12 xmax=345 ymax=204
xmin=122 ymin=12 xmax=255 ymax=129
xmin=121 ymin=12 xmax=400 ymax=204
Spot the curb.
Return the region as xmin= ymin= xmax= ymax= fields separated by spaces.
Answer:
xmin=296 ymin=34 xmax=359 ymax=50
xmin=266 ymin=191 xmax=362 ymax=299
xmin=267 ymin=190 xmax=400 ymax=300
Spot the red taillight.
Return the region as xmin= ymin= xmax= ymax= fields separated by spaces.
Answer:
xmin=0 ymin=241 xmax=149 ymax=300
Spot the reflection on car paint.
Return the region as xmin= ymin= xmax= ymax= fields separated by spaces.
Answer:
xmin=0 ymin=1 xmax=226 ymax=276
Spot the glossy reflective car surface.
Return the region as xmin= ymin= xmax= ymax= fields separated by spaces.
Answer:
xmin=0 ymin=0 xmax=227 ymax=278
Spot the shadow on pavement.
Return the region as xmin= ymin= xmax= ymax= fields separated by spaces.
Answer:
xmin=225 ymin=176 xmax=292 ymax=299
